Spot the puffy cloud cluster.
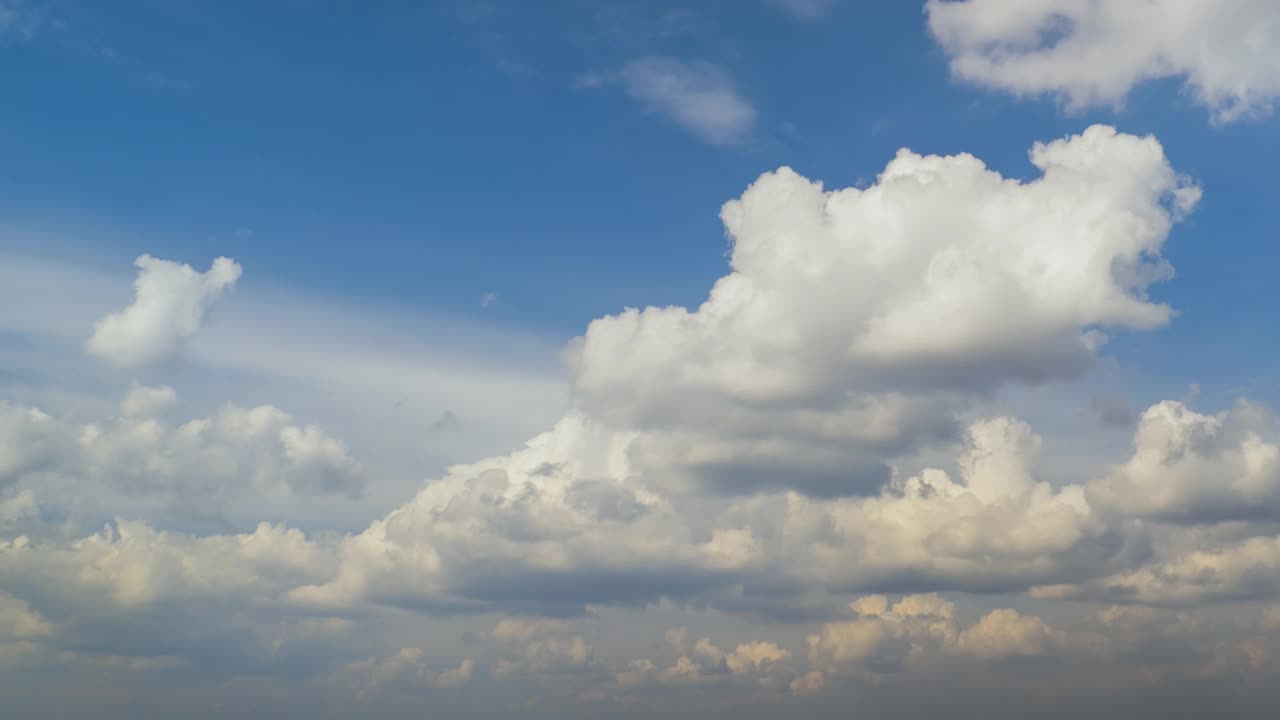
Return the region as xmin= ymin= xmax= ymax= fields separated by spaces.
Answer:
xmin=926 ymin=0 xmax=1280 ymax=121
xmin=0 ymin=519 xmax=331 ymax=609
xmin=1088 ymin=400 xmax=1280 ymax=523
xmin=616 ymin=630 xmax=792 ymax=689
xmin=283 ymin=401 xmax=1111 ymax=621
xmin=86 ymin=255 xmax=241 ymax=368
xmin=801 ymin=593 xmax=1071 ymax=687
xmin=0 ymin=386 xmax=363 ymax=523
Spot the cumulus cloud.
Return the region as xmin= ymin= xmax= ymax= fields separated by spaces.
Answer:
xmin=0 ymin=388 xmax=363 ymax=518
xmin=1046 ymin=533 xmax=1280 ymax=606
xmin=926 ymin=0 xmax=1280 ymax=121
xmin=283 ymin=404 xmax=1111 ymax=620
xmin=804 ymin=593 xmax=1073 ymax=684
xmin=589 ymin=57 xmax=757 ymax=146
xmin=1088 ymin=400 xmax=1280 ymax=523
xmin=86 ymin=255 xmax=242 ymax=368
xmin=0 ymin=519 xmax=331 ymax=610
xmin=569 ymin=125 xmax=1196 ymax=495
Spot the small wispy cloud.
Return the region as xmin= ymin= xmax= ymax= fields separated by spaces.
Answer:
xmin=480 ymin=291 xmax=498 ymax=309
xmin=579 ymin=57 xmax=757 ymax=146
xmin=766 ymin=0 xmax=836 ymax=21
xmin=0 ymin=0 xmax=46 ymax=41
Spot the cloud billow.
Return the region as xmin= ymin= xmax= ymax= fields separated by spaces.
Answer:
xmin=86 ymin=255 xmax=241 ymax=368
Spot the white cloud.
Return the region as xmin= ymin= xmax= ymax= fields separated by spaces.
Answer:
xmin=0 ymin=519 xmax=332 ymax=609
xmin=609 ymin=57 xmax=757 ymax=146
xmin=0 ymin=402 xmax=65 ymax=490
xmin=1088 ymin=400 xmax=1280 ymax=523
xmin=86 ymin=255 xmax=242 ymax=368
xmin=570 ymin=125 xmax=1196 ymax=493
xmin=926 ymin=0 xmax=1280 ymax=122
xmin=0 ymin=388 xmax=364 ymax=519
xmin=805 ymin=593 xmax=1071 ymax=680
xmin=955 ymin=607 xmax=1063 ymax=659
xmin=285 ymin=404 xmax=1107 ymax=618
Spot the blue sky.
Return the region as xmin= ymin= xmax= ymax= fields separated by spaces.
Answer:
xmin=7 ymin=2 xmax=1280 ymax=718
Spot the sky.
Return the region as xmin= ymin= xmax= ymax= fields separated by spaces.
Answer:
xmin=4 ymin=0 xmax=1280 ymax=717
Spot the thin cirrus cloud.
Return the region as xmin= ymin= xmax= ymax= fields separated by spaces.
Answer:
xmin=581 ymin=56 xmax=758 ymax=146
xmin=926 ymin=0 xmax=1280 ymax=122
xmin=766 ymin=0 xmax=836 ymax=21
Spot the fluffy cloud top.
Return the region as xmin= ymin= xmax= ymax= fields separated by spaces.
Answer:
xmin=927 ymin=0 xmax=1280 ymax=121
xmin=1089 ymin=401 xmax=1280 ymax=523
xmin=803 ymin=592 xmax=1070 ymax=683
xmin=86 ymin=255 xmax=242 ymax=368
xmin=568 ymin=126 xmax=1195 ymax=496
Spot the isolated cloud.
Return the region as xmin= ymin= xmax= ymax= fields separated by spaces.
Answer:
xmin=926 ymin=0 xmax=1280 ymax=121
xmin=601 ymin=57 xmax=756 ymax=145
xmin=87 ymin=255 xmax=242 ymax=368
xmin=767 ymin=0 xmax=835 ymax=21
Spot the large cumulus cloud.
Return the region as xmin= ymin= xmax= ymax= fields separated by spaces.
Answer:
xmin=570 ymin=125 xmax=1196 ymax=496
